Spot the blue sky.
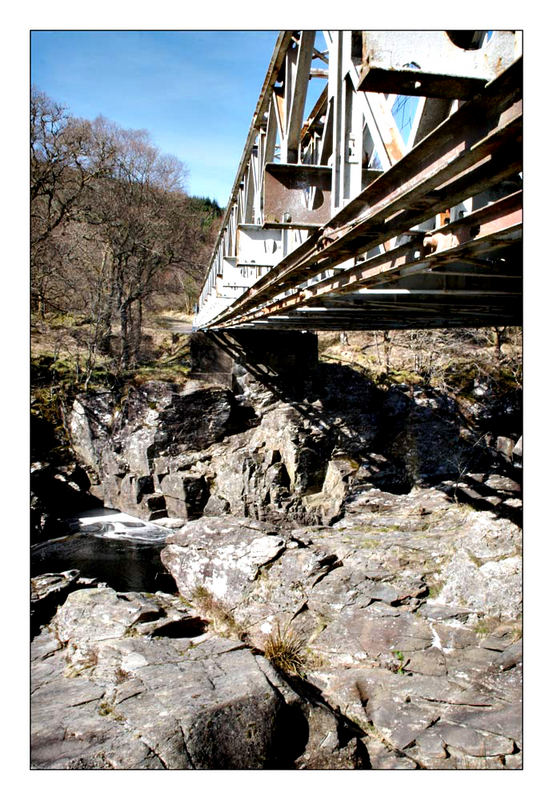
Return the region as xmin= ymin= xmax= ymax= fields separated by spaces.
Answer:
xmin=31 ymin=30 xmax=284 ymax=207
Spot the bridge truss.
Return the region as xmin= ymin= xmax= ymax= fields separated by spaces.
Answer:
xmin=194 ymin=30 xmax=522 ymax=332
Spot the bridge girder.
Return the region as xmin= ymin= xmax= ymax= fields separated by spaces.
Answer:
xmin=194 ymin=30 xmax=522 ymax=332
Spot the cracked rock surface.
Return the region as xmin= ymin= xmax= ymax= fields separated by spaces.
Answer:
xmin=31 ymin=588 xmax=368 ymax=769
xmin=160 ymin=486 xmax=522 ymax=770
xmin=31 ymin=485 xmax=521 ymax=770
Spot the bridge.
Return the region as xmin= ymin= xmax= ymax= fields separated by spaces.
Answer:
xmin=193 ymin=31 xmax=522 ymax=333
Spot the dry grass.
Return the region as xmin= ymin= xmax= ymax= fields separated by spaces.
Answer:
xmin=318 ymin=328 xmax=522 ymax=392
xmin=263 ymin=623 xmax=306 ymax=676
xmin=31 ymin=309 xmax=193 ymax=389
xmin=189 ymin=585 xmax=243 ymax=639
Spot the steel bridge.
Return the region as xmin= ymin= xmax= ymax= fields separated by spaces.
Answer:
xmin=193 ymin=31 xmax=522 ymax=333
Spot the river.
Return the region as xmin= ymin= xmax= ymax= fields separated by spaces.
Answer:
xmin=31 ymin=509 xmax=177 ymax=594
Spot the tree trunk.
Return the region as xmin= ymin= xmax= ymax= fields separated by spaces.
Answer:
xmin=384 ymin=330 xmax=391 ymax=372
xmin=493 ymin=326 xmax=504 ymax=363
xmin=120 ymin=297 xmax=130 ymax=372
xmin=130 ymin=298 xmax=143 ymax=365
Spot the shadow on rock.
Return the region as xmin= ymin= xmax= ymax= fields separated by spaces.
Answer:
xmin=211 ymin=331 xmax=521 ymax=525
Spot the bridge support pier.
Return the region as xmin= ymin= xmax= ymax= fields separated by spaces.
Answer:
xmin=189 ymin=330 xmax=318 ymax=388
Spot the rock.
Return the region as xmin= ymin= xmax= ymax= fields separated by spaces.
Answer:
xmin=52 ymin=364 xmax=522 ymax=770
xmin=159 ymin=473 xmax=209 ymax=519
xmin=31 ymin=462 xmax=100 ymax=542
xmin=370 ymin=702 xmax=440 ymax=750
xmin=31 ymin=474 xmax=523 ymax=770
xmin=303 ymin=457 xmax=359 ymax=524
xmin=31 ymin=570 xmax=83 ymax=636
xmin=69 ymin=393 xmax=115 ymax=476
xmin=313 ymin=610 xmax=433 ymax=663
xmin=444 ymin=704 xmax=522 ymax=745
xmin=66 ymin=358 xmax=518 ymax=528
xmin=31 ymin=589 xmax=369 ymax=770
xmin=405 ymin=647 xmax=448 ymax=677
xmin=497 ymin=639 xmax=522 ymax=671
xmin=365 ymin=738 xmax=417 ymax=769
xmin=162 ymin=517 xmax=286 ymax=606
xmin=202 ymin=494 xmax=230 ymax=516
xmin=69 ymin=382 xmax=238 ymax=520
xmin=151 ymin=516 xmax=186 ymax=529
xmin=495 ymin=436 xmax=515 ymax=460
xmin=484 ymin=474 xmax=521 ymax=493
xmin=436 ymin=550 xmax=521 ymax=620
xmin=432 ymin=722 xmax=514 ymax=757
xmin=479 ymin=624 xmax=519 ymax=652
xmin=157 ymin=488 xmax=522 ymax=770
xmin=411 ymin=729 xmax=448 ymax=768
xmin=418 ymin=603 xmax=471 ymax=622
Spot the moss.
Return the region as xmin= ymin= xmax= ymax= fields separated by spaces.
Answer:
xmin=473 ymin=618 xmax=499 ymax=636
xmin=361 ymin=538 xmax=379 ymax=549
xmin=426 ymin=582 xmax=443 ymax=599
xmin=98 ymin=700 xmax=125 ymax=722
xmin=303 ymin=648 xmax=329 ymax=670
xmin=382 ymin=368 xmax=423 ymax=386
xmin=130 ymin=364 xmax=190 ymax=387
xmin=467 ymin=550 xmax=484 ymax=568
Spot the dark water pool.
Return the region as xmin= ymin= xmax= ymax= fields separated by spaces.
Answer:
xmin=31 ymin=509 xmax=177 ymax=594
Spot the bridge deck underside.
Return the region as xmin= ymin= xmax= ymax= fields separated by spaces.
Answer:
xmin=196 ymin=36 xmax=522 ymax=333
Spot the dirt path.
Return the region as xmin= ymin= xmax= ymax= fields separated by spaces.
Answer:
xmin=155 ymin=315 xmax=195 ymax=334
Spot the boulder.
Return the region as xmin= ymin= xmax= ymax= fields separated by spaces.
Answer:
xmin=159 ymin=490 xmax=521 ymax=769
xmin=31 ymin=588 xmax=368 ymax=769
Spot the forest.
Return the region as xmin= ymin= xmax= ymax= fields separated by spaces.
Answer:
xmin=31 ymin=87 xmax=222 ymax=380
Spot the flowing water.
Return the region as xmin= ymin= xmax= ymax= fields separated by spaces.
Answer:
xmin=31 ymin=509 xmax=177 ymax=594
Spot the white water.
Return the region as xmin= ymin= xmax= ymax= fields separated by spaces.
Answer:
xmin=76 ymin=508 xmax=169 ymax=543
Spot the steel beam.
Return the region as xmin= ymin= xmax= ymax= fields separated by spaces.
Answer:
xmin=194 ymin=31 xmax=522 ymax=333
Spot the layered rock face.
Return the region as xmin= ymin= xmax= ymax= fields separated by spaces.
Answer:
xmin=67 ymin=358 xmax=521 ymax=530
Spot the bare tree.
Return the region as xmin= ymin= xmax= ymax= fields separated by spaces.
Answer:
xmin=81 ymin=118 xmax=196 ymax=369
xmin=30 ymin=88 xmax=117 ymax=315
xmin=31 ymin=92 xmax=222 ymax=379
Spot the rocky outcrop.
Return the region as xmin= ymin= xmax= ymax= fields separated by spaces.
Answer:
xmin=160 ymin=486 xmax=522 ymax=769
xmin=67 ymin=361 xmax=521 ymax=530
xmin=31 ymin=588 xmax=368 ymax=769
xmin=31 ymin=461 xmax=101 ymax=543
xmin=31 ymin=570 xmax=92 ymax=636
xmin=36 ymin=349 xmax=522 ymax=770
xmin=31 ymin=487 xmax=522 ymax=770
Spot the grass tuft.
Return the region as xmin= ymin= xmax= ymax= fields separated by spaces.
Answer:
xmin=264 ymin=623 xmax=306 ymax=676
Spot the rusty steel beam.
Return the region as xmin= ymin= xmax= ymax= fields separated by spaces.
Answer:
xmin=206 ymin=60 xmax=521 ymax=327
xmin=263 ymin=163 xmax=332 ymax=227
xmin=195 ymin=32 xmax=522 ymax=333
xmin=214 ymin=191 xmax=521 ymax=326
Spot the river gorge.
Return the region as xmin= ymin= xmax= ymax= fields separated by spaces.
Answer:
xmin=30 ymin=333 xmax=522 ymax=770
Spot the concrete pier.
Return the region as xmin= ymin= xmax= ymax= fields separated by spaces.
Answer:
xmin=189 ymin=330 xmax=318 ymax=387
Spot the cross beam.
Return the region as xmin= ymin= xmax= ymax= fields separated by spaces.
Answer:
xmin=194 ymin=31 xmax=522 ymax=332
